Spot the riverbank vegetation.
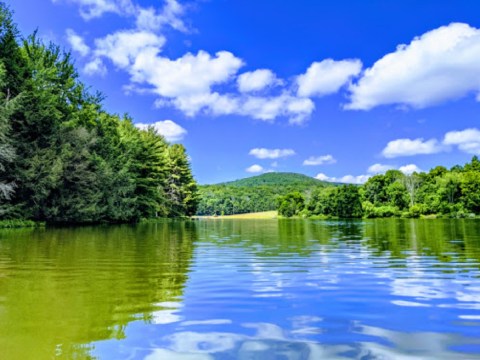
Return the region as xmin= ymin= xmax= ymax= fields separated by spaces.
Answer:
xmin=198 ymin=157 xmax=480 ymax=219
xmin=277 ymin=156 xmax=480 ymax=219
xmin=0 ymin=4 xmax=198 ymax=224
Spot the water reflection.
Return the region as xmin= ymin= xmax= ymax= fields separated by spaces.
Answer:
xmin=0 ymin=219 xmax=480 ymax=359
xmin=0 ymin=221 xmax=197 ymax=359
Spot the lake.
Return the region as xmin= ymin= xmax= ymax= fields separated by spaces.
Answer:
xmin=1 ymin=219 xmax=480 ymax=359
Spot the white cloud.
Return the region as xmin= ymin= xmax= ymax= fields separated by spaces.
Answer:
xmin=237 ymin=69 xmax=280 ymax=93
xmin=303 ymin=155 xmax=336 ymax=166
xmin=240 ymin=94 xmax=314 ymax=124
xmin=382 ymin=138 xmax=444 ymax=158
xmin=339 ymin=174 xmax=371 ymax=184
xmin=367 ymin=163 xmax=395 ymax=174
xmin=399 ymin=164 xmax=422 ymax=174
xmin=95 ymin=30 xmax=166 ymax=69
xmin=53 ymin=0 xmax=136 ymax=20
xmin=135 ymin=120 xmax=187 ymax=142
xmin=347 ymin=23 xmax=480 ymax=110
xmin=443 ymin=128 xmax=480 ymax=154
xmin=83 ymin=58 xmax=107 ymax=76
xmin=66 ymin=29 xmax=90 ymax=56
xmin=136 ymin=0 xmax=186 ymax=32
xmin=246 ymin=164 xmax=264 ymax=173
xmin=249 ymin=148 xmax=295 ymax=159
xmin=315 ymin=173 xmax=370 ymax=184
xmin=61 ymin=0 xmax=316 ymax=124
xmin=314 ymin=173 xmax=331 ymax=181
xmin=297 ymin=59 xmax=362 ymax=98
xmin=131 ymin=49 xmax=243 ymax=97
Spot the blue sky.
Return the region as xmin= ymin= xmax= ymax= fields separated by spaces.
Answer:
xmin=7 ymin=0 xmax=480 ymax=184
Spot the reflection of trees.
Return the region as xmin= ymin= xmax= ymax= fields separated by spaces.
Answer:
xmin=194 ymin=219 xmax=366 ymax=260
xmin=0 ymin=221 xmax=197 ymax=359
xmin=363 ymin=219 xmax=480 ymax=265
xmin=194 ymin=218 xmax=480 ymax=266
xmin=196 ymin=219 xmax=323 ymax=257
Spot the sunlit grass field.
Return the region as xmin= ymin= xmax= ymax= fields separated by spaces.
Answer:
xmin=195 ymin=211 xmax=278 ymax=219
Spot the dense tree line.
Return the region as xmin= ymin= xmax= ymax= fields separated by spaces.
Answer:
xmin=277 ymin=185 xmax=363 ymax=218
xmin=0 ymin=4 xmax=198 ymax=223
xmin=278 ymin=157 xmax=480 ymax=218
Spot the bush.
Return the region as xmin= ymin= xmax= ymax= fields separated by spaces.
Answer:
xmin=362 ymin=202 xmax=399 ymax=218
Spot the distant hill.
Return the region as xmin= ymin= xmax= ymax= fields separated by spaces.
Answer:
xmin=197 ymin=172 xmax=334 ymax=216
xmin=218 ymin=172 xmax=328 ymax=187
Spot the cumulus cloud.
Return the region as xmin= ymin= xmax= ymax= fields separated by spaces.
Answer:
xmin=60 ymin=0 xmax=345 ymax=124
xmin=249 ymin=148 xmax=296 ymax=159
xmin=83 ymin=58 xmax=107 ymax=76
xmin=130 ymin=49 xmax=243 ymax=97
xmin=53 ymin=0 xmax=136 ymax=20
xmin=240 ymin=94 xmax=314 ymax=124
xmin=367 ymin=163 xmax=395 ymax=174
xmin=135 ymin=120 xmax=187 ymax=142
xmin=246 ymin=164 xmax=264 ymax=173
xmin=237 ymin=69 xmax=281 ymax=93
xmin=136 ymin=0 xmax=186 ymax=32
xmin=66 ymin=29 xmax=90 ymax=56
xmin=315 ymin=162 xmax=423 ymax=184
xmin=303 ymin=155 xmax=336 ymax=166
xmin=297 ymin=59 xmax=362 ymax=98
xmin=347 ymin=23 xmax=480 ymax=110
xmin=399 ymin=164 xmax=422 ymax=174
xmin=443 ymin=128 xmax=480 ymax=154
xmin=382 ymin=138 xmax=445 ymax=158
xmin=94 ymin=30 xmax=166 ymax=69
xmin=315 ymin=173 xmax=370 ymax=184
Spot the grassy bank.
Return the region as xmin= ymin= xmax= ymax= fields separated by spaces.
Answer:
xmin=195 ymin=211 xmax=278 ymax=219
xmin=0 ymin=220 xmax=45 ymax=229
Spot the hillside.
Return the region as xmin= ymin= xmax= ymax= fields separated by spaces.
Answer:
xmin=219 ymin=172 xmax=328 ymax=187
xmin=197 ymin=172 xmax=333 ymax=216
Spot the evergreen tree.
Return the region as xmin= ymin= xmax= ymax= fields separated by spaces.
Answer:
xmin=0 ymin=64 xmax=16 ymax=212
xmin=166 ymin=144 xmax=199 ymax=217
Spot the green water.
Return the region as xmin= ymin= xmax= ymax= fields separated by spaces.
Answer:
xmin=0 ymin=219 xmax=480 ymax=359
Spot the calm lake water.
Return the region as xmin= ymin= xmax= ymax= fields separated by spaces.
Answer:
xmin=1 ymin=219 xmax=480 ymax=359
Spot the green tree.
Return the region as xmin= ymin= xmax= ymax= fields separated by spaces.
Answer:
xmin=335 ymin=185 xmax=363 ymax=218
xmin=166 ymin=143 xmax=199 ymax=217
xmin=278 ymin=192 xmax=305 ymax=217
xmin=460 ymin=171 xmax=480 ymax=214
xmin=0 ymin=64 xmax=16 ymax=209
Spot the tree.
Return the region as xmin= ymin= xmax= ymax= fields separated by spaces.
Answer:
xmin=401 ymin=173 xmax=422 ymax=207
xmin=460 ymin=171 xmax=480 ymax=214
xmin=0 ymin=64 xmax=16 ymax=210
xmin=0 ymin=4 xmax=27 ymax=97
xmin=335 ymin=185 xmax=363 ymax=218
xmin=165 ymin=143 xmax=199 ymax=217
xmin=278 ymin=192 xmax=305 ymax=217
xmin=0 ymin=7 xmax=198 ymax=223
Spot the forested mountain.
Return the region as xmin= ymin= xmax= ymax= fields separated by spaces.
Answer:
xmin=197 ymin=172 xmax=329 ymax=215
xmin=220 ymin=172 xmax=329 ymax=187
xmin=0 ymin=4 xmax=198 ymax=223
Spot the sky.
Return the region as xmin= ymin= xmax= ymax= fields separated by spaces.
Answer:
xmin=6 ymin=0 xmax=480 ymax=184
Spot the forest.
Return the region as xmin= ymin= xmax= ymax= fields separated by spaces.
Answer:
xmin=0 ymin=4 xmax=198 ymax=224
xmin=275 ymin=157 xmax=480 ymax=218
xmin=199 ymin=157 xmax=480 ymax=219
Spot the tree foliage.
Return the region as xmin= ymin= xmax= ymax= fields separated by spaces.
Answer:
xmin=200 ymin=157 xmax=480 ymax=219
xmin=0 ymin=5 xmax=197 ymax=223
